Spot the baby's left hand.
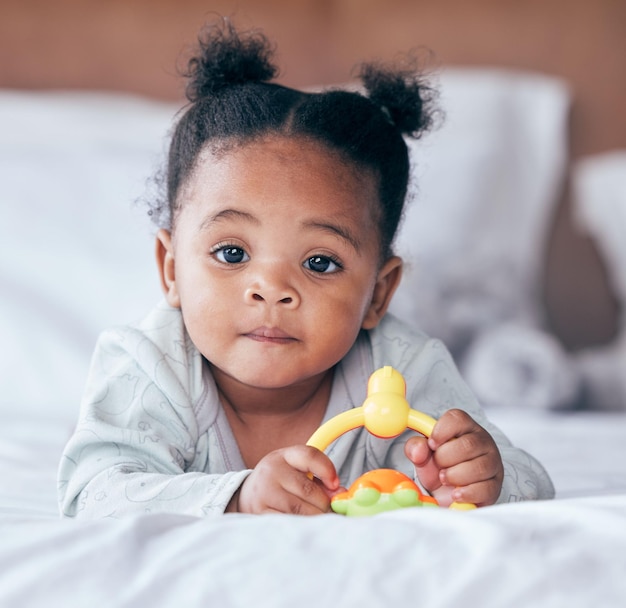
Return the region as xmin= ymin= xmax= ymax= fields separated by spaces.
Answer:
xmin=404 ymin=409 xmax=504 ymax=507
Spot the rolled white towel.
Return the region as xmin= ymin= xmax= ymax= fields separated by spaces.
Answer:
xmin=461 ymin=323 xmax=581 ymax=410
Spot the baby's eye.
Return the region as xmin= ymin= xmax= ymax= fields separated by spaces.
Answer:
xmin=304 ymin=255 xmax=341 ymax=274
xmin=214 ymin=246 xmax=249 ymax=264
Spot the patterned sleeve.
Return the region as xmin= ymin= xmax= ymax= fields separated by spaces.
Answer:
xmin=57 ymin=322 xmax=250 ymax=518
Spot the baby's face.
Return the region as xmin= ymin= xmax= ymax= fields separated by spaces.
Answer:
xmin=159 ymin=135 xmax=400 ymax=391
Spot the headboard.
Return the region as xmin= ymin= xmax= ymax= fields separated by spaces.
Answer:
xmin=3 ymin=0 xmax=625 ymax=351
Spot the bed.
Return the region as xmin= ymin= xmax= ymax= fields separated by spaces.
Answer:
xmin=2 ymin=2 xmax=626 ymax=606
xmin=2 ymin=409 xmax=626 ymax=606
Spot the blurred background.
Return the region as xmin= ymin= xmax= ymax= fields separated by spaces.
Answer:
xmin=2 ymin=0 xmax=625 ymax=348
xmin=2 ymin=0 xmax=626 ymax=414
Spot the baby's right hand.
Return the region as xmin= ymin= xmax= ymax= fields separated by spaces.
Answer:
xmin=229 ymin=446 xmax=342 ymax=515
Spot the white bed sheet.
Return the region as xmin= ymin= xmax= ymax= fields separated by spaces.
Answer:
xmin=1 ymin=496 xmax=625 ymax=608
xmin=1 ymin=409 xmax=625 ymax=607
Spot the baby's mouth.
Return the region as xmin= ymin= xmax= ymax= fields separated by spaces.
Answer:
xmin=245 ymin=327 xmax=297 ymax=344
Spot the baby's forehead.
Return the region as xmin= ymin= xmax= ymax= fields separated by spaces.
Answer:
xmin=181 ymin=137 xmax=380 ymax=227
xmin=194 ymin=134 xmax=379 ymax=199
xmin=204 ymin=133 xmax=372 ymax=171
xmin=171 ymin=134 xmax=383 ymax=246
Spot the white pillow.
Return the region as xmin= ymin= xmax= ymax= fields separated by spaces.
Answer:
xmin=572 ymin=151 xmax=626 ymax=410
xmin=0 ymin=92 xmax=178 ymax=421
xmin=390 ymin=69 xmax=570 ymax=355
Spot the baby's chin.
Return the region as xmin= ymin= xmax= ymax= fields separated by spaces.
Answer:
xmin=208 ymin=360 xmax=334 ymax=395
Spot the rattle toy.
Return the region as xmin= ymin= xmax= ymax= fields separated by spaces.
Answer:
xmin=330 ymin=468 xmax=438 ymax=517
xmin=306 ymin=365 xmax=476 ymax=515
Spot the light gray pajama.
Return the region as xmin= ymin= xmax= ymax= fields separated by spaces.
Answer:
xmin=58 ymin=302 xmax=554 ymax=518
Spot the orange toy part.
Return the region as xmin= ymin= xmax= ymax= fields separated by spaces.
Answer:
xmin=330 ymin=469 xmax=438 ymax=516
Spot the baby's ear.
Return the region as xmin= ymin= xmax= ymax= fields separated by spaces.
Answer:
xmin=155 ymin=229 xmax=181 ymax=308
xmin=361 ymin=256 xmax=403 ymax=330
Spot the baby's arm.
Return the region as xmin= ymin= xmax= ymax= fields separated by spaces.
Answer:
xmin=58 ymin=401 xmax=250 ymax=518
xmin=58 ymin=320 xmax=342 ymax=518
xmin=60 ymin=421 xmax=339 ymax=518
xmin=58 ymin=324 xmax=249 ymax=518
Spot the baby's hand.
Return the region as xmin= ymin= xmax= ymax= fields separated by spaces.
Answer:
xmin=404 ymin=409 xmax=504 ymax=507
xmin=228 ymin=445 xmax=342 ymax=515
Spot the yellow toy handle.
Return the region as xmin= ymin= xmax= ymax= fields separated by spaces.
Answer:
xmin=306 ymin=366 xmax=476 ymax=511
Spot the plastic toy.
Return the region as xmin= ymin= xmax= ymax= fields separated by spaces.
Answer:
xmin=330 ymin=468 xmax=438 ymax=516
xmin=306 ymin=365 xmax=476 ymax=514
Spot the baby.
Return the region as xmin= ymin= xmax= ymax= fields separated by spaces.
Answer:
xmin=58 ymin=21 xmax=554 ymax=517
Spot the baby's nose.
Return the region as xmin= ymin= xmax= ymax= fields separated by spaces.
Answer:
xmin=244 ymin=271 xmax=300 ymax=307
xmin=248 ymin=291 xmax=295 ymax=305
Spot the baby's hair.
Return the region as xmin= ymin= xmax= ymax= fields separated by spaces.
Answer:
xmin=154 ymin=19 xmax=436 ymax=261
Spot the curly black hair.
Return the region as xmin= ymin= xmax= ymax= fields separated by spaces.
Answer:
xmin=152 ymin=19 xmax=437 ymax=261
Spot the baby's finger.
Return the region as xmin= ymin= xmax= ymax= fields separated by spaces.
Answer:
xmin=440 ymin=453 xmax=502 ymax=489
xmin=275 ymin=472 xmax=334 ymax=514
xmin=449 ymin=477 xmax=503 ymax=507
xmin=404 ymin=435 xmax=432 ymax=467
xmin=429 ymin=409 xmax=477 ymax=450
xmin=405 ymin=436 xmax=441 ymax=493
xmin=433 ymin=428 xmax=489 ymax=470
xmin=284 ymin=445 xmax=340 ymax=492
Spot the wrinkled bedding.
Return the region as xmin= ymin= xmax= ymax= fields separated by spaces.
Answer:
xmin=1 ymin=410 xmax=625 ymax=607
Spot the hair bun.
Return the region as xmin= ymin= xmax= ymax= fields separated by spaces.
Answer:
xmin=184 ymin=20 xmax=278 ymax=102
xmin=357 ymin=60 xmax=437 ymax=138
